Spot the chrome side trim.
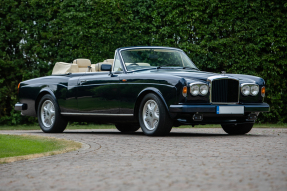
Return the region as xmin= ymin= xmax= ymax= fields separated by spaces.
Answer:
xmin=61 ymin=112 xmax=133 ymax=116
xmin=207 ymin=76 xmax=240 ymax=104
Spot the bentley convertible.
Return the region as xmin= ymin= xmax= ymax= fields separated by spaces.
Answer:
xmin=15 ymin=46 xmax=269 ymax=136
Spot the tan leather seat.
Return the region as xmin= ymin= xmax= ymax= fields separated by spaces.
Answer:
xmin=73 ymin=59 xmax=92 ymax=72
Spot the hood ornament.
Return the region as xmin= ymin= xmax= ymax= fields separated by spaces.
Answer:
xmin=221 ymin=71 xmax=226 ymax=76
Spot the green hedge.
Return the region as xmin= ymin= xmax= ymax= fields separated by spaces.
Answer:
xmin=1 ymin=0 xmax=286 ymax=125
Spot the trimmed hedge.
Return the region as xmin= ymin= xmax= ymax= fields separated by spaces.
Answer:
xmin=1 ymin=0 xmax=286 ymax=125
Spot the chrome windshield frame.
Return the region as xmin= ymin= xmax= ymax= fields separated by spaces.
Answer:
xmin=118 ymin=46 xmax=198 ymax=72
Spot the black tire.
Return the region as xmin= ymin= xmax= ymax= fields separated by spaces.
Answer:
xmin=221 ymin=123 xmax=254 ymax=135
xmin=37 ymin=94 xmax=68 ymax=133
xmin=115 ymin=124 xmax=140 ymax=133
xmin=139 ymin=93 xmax=173 ymax=136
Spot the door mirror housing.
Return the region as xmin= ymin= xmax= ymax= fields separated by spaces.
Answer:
xmin=101 ymin=64 xmax=112 ymax=71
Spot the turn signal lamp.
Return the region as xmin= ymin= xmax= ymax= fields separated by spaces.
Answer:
xmin=182 ymin=86 xmax=187 ymax=97
xmin=261 ymin=86 xmax=265 ymax=97
xmin=18 ymin=83 xmax=21 ymax=94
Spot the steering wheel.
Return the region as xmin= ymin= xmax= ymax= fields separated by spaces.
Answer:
xmin=129 ymin=63 xmax=139 ymax=66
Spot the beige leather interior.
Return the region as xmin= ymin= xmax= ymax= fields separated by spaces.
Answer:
xmin=52 ymin=58 xmax=114 ymax=74
xmin=52 ymin=62 xmax=79 ymax=74
xmin=73 ymin=59 xmax=93 ymax=72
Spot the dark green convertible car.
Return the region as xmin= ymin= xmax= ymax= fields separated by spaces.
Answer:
xmin=15 ymin=46 xmax=269 ymax=136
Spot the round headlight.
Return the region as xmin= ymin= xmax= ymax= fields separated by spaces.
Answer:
xmin=200 ymin=85 xmax=208 ymax=95
xmin=241 ymin=85 xmax=250 ymax=96
xmin=190 ymin=85 xmax=199 ymax=96
xmin=251 ymin=85 xmax=259 ymax=96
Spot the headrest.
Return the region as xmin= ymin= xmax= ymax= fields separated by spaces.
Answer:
xmin=94 ymin=62 xmax=112 ymax=71
xmin=103 ymin=59 xmax=114 ymax=64
xmin=73 ymin=59 xmax=91 ymax=67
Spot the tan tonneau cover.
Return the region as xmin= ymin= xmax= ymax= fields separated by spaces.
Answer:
xmin=52 ymin=62 xmax=78 ymax=74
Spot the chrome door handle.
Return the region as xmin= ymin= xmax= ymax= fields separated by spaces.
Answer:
xmin=80 ymin=80 xmax=87 ymax=85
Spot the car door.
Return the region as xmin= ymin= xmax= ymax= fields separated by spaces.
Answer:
xmin=77 ymin=72 xmax=120 ymax=114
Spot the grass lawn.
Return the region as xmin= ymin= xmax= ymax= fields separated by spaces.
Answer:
xmin=0 ymin=123 xmax=286 ymax=131
xmin=0 ymin=134 xmax=81 ymax=160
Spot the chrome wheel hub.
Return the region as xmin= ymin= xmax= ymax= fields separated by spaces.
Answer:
xmin=142 ymin=99 xmax=159 ymax=130
xmin=41 ymin=100 xmax=55 ymax=129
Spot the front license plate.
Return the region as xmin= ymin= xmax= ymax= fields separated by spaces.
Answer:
xmin=216 ymin=106 xmax=244 ymax=114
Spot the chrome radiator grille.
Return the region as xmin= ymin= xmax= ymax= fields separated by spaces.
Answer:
xmin=211 ymin=79 xmax=239 ymax=103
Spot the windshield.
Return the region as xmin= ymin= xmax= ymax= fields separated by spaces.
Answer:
xmin=120 ymin=48 xmax=197 ymax=71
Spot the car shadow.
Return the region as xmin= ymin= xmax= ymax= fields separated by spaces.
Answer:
xmin=45 ymin=130 xmax=270 ymax=137
xmin=24 ymin=129 xmax=272 ymax=137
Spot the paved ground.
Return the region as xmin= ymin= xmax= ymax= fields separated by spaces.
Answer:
xmin=0 ymin=128 xmax=286 ymax=191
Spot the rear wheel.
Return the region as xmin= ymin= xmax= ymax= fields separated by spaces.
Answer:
xmin=37 ymin=94 xmax=67 ymax=133
xmin=221 ymin=123 xmax=253 ymax=135
xmin=139 ymin=93 xmax=173 ymax=136
xmin=115 ymin=124 xmax=140 ymax=133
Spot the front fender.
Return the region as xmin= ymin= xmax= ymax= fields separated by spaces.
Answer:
xmin=134 ymin=86 xmax=177 ymax=119
xmin=137 ymin=87 xmax=170 ymax=111
xmin=35 ymin=88 xmax=60 ymax=114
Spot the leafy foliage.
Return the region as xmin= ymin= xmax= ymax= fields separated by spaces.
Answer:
xmin=1 ymin=0 xmax=286 ymax=125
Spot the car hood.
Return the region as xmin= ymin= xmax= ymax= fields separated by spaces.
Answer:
xmin=141 ymin=69 xmax=265 ymax=85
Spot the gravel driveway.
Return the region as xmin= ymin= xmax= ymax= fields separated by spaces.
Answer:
xmin=0 ymin=128 xmax=286 ymax=191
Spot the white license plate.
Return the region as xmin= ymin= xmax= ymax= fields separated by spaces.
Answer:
xmin=216 ymin=106 xmax=244 ymax=114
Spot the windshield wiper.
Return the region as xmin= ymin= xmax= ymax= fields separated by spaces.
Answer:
xmin=157 ymin=65 xmax=178 ymax=69
xmin=182 ymin=67 xmax=199 ymax=70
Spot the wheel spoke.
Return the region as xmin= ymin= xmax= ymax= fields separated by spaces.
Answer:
xmin=154 ymin=113 xmax=159 ymax=120
xmin=47 ymin=102 xmax=51 ymax=110
xmin=145 ymin=115 xmax=151 ymax=123
xmin=50 ymin=109 xmax=55 ymax=116
xmin=44 ymin=117 xmax=49 ymax=124
xmin=153 ymin=104 xmax=158 ymax=112
xmin=51 ymin=116 xmax=55 ymax=125
xmin=147 ymin=103 xmax=152 ymax=111
xmin=48 ymin=116 xmax=52 ymax=125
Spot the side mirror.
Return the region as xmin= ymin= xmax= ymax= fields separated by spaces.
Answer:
xmin=101 ymin=64 xmax=112 ymax=71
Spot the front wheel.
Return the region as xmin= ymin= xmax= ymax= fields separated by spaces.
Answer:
xmin=139 ymin=93 xmax=173 ymax=136
xmin=221 ymin=123 xmax=254 ymax=135
xmin=37 ymin=94 xmax=67 ymax=133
